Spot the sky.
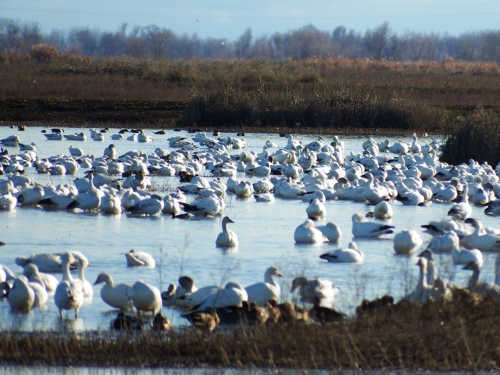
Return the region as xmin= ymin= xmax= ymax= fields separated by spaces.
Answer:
xmin=1 ymin=0 xmax=499 ymax=40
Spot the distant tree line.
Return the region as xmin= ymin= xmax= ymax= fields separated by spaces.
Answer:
xmin=1 ymin=18 xmax=500 ymax=62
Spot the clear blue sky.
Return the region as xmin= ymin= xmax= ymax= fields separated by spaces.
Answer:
xmin=1 ymin=0 xmax=499 ymax=40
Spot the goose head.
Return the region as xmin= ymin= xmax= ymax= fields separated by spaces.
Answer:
xmin=94 ymin=272 xmax=112 ymax=286
xmin=418 ymin=249 xmax=434 ymax=261
xmin=267 ymin=266 xmax=283 ymax=278
xmin=290 ymin=277 xmax=307 ymax=292
xmin=221 ymin=216 xmax=235 ymax=227
xmin=352 ymin=213 xmax=364 ymax=223
xmin=464 ymin=217 xmax=480 ymax=229
xmin=178 ymin=276 xmax=195 ymax=292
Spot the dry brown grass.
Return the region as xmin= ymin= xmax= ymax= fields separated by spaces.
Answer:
xmin=0 ymin=294 xmax=499 ymax=371
xmin=0 ymin=53 xmax=499 ymax=132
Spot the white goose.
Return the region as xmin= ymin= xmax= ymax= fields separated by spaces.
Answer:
xmin=7 ymin=276 xmax=35 ymax=312
xmin=306 ymin=198 xmax=326 ymax=221
xmin=462 ymin=218 xmax=500 ymax=252
xmin=319 ymin=242 xmax=364 ymax=263
xmin=23 ymin=263 xmax=58 ymax=295
xmin=290 ymin=277 xmax=339 ymax=307
xmin=128 ymin=280 xmax=162 ymax=316
xmin=191 ymin=281 xmax=248 ymax=311
xmin=215 ymin=216 xmax=239 ymax=248
xmin=245 ymin=266 xmax=283 ymax=306
xmin=407 ymin=257 xmax=435 ymax=303
xmin=463 ymin=260 xmax=500 ymax=299
xmin=124 ymin=249 xmax=156 ymax=268
xmin=351 ymin=213 xmax=394 ymax=238
xmin=54 ymin=252 xmax=84 ymax=319
xmin=316 ymin=222 xmax=341 ymax=243
xmin=393 ymin=230 xmax=423 ymax=255
xmin=294 ymin=219 xmax=327 ymax=244
xmin=94 ymin=272 xmax=133 ymax=311
xmin=447 ymin=184 xmax=471 ymax=220
xmin=372 ymin=200 xmax=393 ymax=220
xmin=76 ymin=257 xmax=93 ymax=301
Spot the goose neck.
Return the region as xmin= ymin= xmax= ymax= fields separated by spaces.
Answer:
xmin=468 ymin=266 xmax=480 ymax=289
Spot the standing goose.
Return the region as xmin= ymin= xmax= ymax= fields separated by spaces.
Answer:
xmin=463 ymin=260 xmax=500 ymax=299
xmin=94 ymin=272 xmax=133 ymax=311
xmin=215 ymin=216 xmax=239 ymax=248
xmin=462 ymin=218 xmax=500 ymax=252
xmin=245 ymin=266 xmax=283 ymax=306
xmin=23 ymin=263 xmax=58 ymax=295
xmin=128 ymin=280 xmax=162 ymax=317
xmin=7 ymin=276 xmax=35 ymax=312
xmin=54 ymin=252 xmax=84 ymax=319
xmin=319 ymin=242 xmax=364 ymax=263
xmin=76 ymin=257 xmax=93 ymax=301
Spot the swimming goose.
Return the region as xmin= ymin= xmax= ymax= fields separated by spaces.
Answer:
xmin=7 ymin=276 xmax=35 ymax=312
xmin=426 ymin=231 xmax=460 ymax=254
xmin=54 ymin=252 xmax=84 ymax=319
xmin=68 ymin=145 xmax=84 ymax=157
xmin=22 ymin=263 xmax=58 ymax=295
xmin=245 ymin=266 xmax=283 ymax=306
xmin=393 ymin=230 xmax=423 ymax=255
xmin=306 ymin=198 xmax=326 ymax=221
xmin=290 ymin=277 xmax=339 ymax=307
xmin=68 ymin=171 xmax=103 ymax=211
xmin=215 ymin=216 xmax=239 ymax=248
xmin=372 ymin=201 xmax=393 ymax=220
xmin=294 ymin=219 xmax=327 ymax=244
xmin=319 ymin=242 xmax=364 ymax=263
xmin=128 ymin=280 xmax=162 ymax=316
xmin=447 ymin=184 xmax=471 ymax=220
xmin=94 ymin=272 xmax=133 ymax=311
xmin=316 ymin=222 xmax=341 ymax=243
xmin=461 ymin=218 xmax=500 ymax=252
xmin=351 ymin=213 xmax=395 ymax=238
xmin=127 ymin=194 xmax=164 ymax=216
xmin=124 ymin=249 xmax=156 ymax=268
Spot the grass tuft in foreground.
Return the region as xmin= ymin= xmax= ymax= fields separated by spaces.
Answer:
xmin=0 ymin=292 xmax=499 ymax=371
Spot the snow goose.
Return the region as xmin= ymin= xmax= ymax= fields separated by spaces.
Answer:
xmin=306 ymin=198 xmax=326 ymax=221
xmin=319 ymin=242 xmax=364 ymax=263
xmin=245 ymin=266 xmax=283 ymax=306
xmin=426 ymin=231 xmax=460 ymax=253
xmin=393 ymin=230 xmax=423 ymax=255
xmin=485 ymin=199 xmax=500 ymax=216
xmin=124 ymin=249 xmax=156 ymax=268
xmin=15 ymin=252 xmax=77 ymax=274
xmin=23 ymin=263 xmax=58 ymax=295
xmin=54 ymin=252 xmax=84 ymax=319
xmin=352 ymin=213 xmax=394 ymax=238
xmin=463 ymin=260 xmax=500 ymax=299
xmin=100 ymin=190 xmax=122 ymax=215
xmin=175 ymin=284 xmax=221 ymax=311
xmin=373 ymin=200 xmax=393 ymax=220
xmin=452 ymin=246 xmax=483 ymax=268
xmin=406 ymin=257 xmax=435 ymax=303
xmin=68 ymin=145 xmax=84 ymax=157
xmin=103 ymin=144 xmax=116 ymax=160
xmin=191 ymin=281 xmax=248 ymax=311
xmin=316 ymin=222 xmax=341 ymax=243
xmin=129 ymin=280 xmax=162 ymax=316
xmin=215 ymin=216 xmax=239 ymax=248
xmin=294 ymin=219 xmax=327 ymax=244
xmin=290 ymin=277 xmax=339 ymax=307
xmin=127 ymin=194 xmax=164 ymax=216
xmin=94 ymin=272 xmax=133 ymax=311
xmin=461 ymin=218 xmax=500 ymax=252
xmin=0 ymin=192 xmax=17 ymax=211
xmin=7 ymin=276 xmax=35 ymax=312
xmin=76 ymin=257 xmax=93 ymax=300
xmin=447 ymin=184 xmax=471 ymax=220
xmin=68 ymin=171 xmax=103 ymax=211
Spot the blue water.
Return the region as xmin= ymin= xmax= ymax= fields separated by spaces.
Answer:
xmin=0 ymin=126 xmax=498 ymax=333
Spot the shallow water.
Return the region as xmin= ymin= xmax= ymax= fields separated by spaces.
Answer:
xmin=0 ymin=126 xmax=498 ymax=332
